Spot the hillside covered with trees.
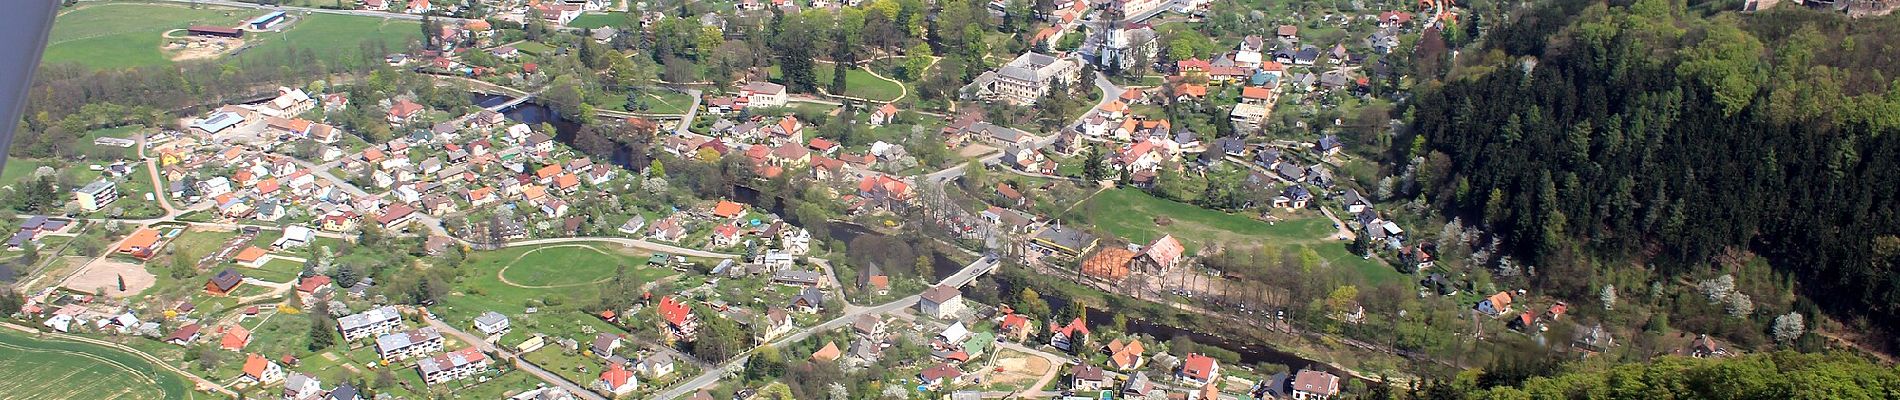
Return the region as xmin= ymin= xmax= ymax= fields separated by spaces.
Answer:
xmin=1399 ymin=0 xmax=1900 ymax=351
xmin=1434 ymin=351 xmax=1900 ymax=399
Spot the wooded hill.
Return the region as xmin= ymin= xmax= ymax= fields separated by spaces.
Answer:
xmin=1402 ymin=0 xmax=1900 ymax=344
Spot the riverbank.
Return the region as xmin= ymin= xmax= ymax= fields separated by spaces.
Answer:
xmin=985 ymin=266 xmax=1424 ymax=385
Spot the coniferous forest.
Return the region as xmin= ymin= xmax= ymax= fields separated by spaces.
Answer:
xmin=1402 ymin=0 xmax=1900 ymax=344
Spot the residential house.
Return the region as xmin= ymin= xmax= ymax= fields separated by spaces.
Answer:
xmin=787 ymin=287 xmax=826 ymax=313
xmin=638 ymin=353 xmax=676 ymax=378
xmin=591 ymin=333 xmax=623 ymax=358
xmin=206 ymin=268 xmax=244 ymax=296
xmin=919 ymin=285 xmax=965 ymax=319
xmin=1108 ymin=338 xmax=1147 ymax=370
xmin=220 ymin=325 xmax=253 ymax=351
xmin=596 ymin=363 xmax=638 ymax=396
xmin=740 ymin=81 xmax=789 ymax=108
xmin=284 ymin=372 xmax=325 ymax=400
xmin=658 ymin=296 xmax=698 ymax=339
xmin=375 ymin=328 xmax=446 ymax=361
xmin=869 ymin=103 xmax=900 ymax=126
xmin=1291 ymin=370 xmax=1341 ymax=400
xmin=1179 ymin=353 xmax=1220 ymax=384
xmin=416 ymin=347 xmax=491 ymax=385
xmin=1050 ymin=317 xmax=1089 ymax=352
xmin=240 ymin=353 xmax=286 ymax=384
xmin=1071 ymin=364 xmax=1108 ymax=391
xmin=337 ymin=306 xmax=402 ymax=342
xmin=918 ymin=363 xmax=964 ymax=389
xmin=1475 ymin=291 xmax=1513 ymax=316
xmin=474 ymin=312 xmax=510 ymax=337
xmin=388 ymin=99 xmax=424 ymax=124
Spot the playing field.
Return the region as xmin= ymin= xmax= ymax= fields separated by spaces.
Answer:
xmin=0 ymin=329 xmax=196 ymax=400
xmin=491 ymin=244 xmax=645 ymax=287
xmin=43 ymin=2 xmax=420 ymax=70
xmin=566 ymin=12 xmax=630 ymax=29
xmin=42 ymin=2 xmax=245 ymax=69
xmin=241 ymin=13 xmax=421 ymax=61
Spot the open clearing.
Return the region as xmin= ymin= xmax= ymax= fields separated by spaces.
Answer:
xmin=983 ymin=350 xmax=1053 ymax=390
xmin=44 ymin=2 xmax=420 ymax=70
xmin=1075 ymin=188 xmax=1402 ymax=284
xmin=59 ymin=258 xmax=156 ymax=298
xmin=44 ymin=1 xmax=245 ymax=69
xmin=769 ymin=65 xmax=909 ymax=102
xmin=0 ymin=329 xmax=193 ymax=400
xmin=494 ymin=244 xmax=631 ymax=288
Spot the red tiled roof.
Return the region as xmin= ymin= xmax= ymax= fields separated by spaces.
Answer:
xmin=659 ymin=296 xmax=692 ymax=326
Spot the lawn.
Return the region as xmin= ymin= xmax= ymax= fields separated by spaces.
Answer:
xmin=0 ymin=328 xmax=200 ymax=400
xmin=432 ymin=243 xmax=676 ymax=349
xmin=42 ymin=3 xmax=419 ymax=70
xmin=566 ymin=12 xmax=630 ymax=29
xmin=0 ymin=158 xmax=53 ymax=186
xmin=1075 ymin=188 xmax=1403 ymax=284
xmin=493 ymin=244 xmax=643 ymax=288
xmin=768 ymin=65 xmax=909 ymax=102
xmin=77 ymin=125 xmax=144 ymax=160
xmin=512 ymin=41 xmax=555 ymax=56
xmin=242 ymin=13 xmax=422 ymax=61
xmin=246 ymin=258 xmax=305 ymax=283
xmin=43 ymin=1 xmax=246 ymax=69
xmin=599 ymin=89 xmax=696 ymax=115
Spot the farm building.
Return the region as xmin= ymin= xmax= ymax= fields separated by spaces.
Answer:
xmin=187 ymin=25 xmax=243 ymax=38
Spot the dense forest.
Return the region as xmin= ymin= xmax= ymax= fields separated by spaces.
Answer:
xmin=1401 ymin=0 xmax=1900 ymax=346
xmin=1430 ymin=351 xmax=1900 ymax=399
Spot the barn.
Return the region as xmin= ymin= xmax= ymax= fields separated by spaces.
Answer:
xmin=248 ymin=11 xmax=287 ymax=30
xmin=187 ymin=25 xmax=243 ymax=38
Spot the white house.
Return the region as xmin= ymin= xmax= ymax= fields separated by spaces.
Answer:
xmin=918 ymin=285 xmax=965 ymax=319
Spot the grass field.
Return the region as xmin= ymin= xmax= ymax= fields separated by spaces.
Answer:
xmin=0 ymin=328 xmax=198 ymax=400
xmin=769 ymin=65 xmax=909 ymax=102
xmin=0 ymin=159 xmax=53 ymax=186
xmin=493 ymin=244 xmax=644 ymax=287
xmin=599 ymin=89 xmax=695 ymax=115
xmin=431 ymin=243 xmax=675 ymax=347
xmin=43 ymin=2 xmax=245 ymax=69
xmin=566 ymin=12 xmax=630 ymax=29
xmin=44 ymin=2 xmax=420 ymax=70
xmin=243 ymin=13 xmax=421 ymax=61
xmin=1075 ymin=188 xmax=1403 ymax=284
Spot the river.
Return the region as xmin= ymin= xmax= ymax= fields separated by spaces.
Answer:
xmin=484 ymin=93 xmax=1332 ymax=375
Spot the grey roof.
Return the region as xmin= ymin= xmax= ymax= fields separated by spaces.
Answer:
xmin=789 ymin=287 xmax=825 ymax=308
xmin=1034 ymin=226 xmax=1097 ymax=251
xmin=337 ymin=306 xmax=400 ymax=331
xmin=921 ymin=285 xmax=961 ymax=303
xmin=773 ymin=270 xmax=823 ymax=284
xmin=375 ymin=327 xmax=441 ymax=354
xmin=969 ymin=122 xmax=1028 ymax=143
xmin=474 ymin=311 xmax=508 ymax=327
xmin=76 ymin=180 xmax=115 ymax=195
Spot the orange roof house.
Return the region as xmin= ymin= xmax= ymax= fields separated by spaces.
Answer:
xmin=234 ymin=246 xmax=268 ymax=266
xmin=1108 ymin=338 xmax=1147 ymax=370
xmin=535 ymin=164 xmax=563 ymax=180
xmin=221 ymin=325 xmax=253 ymax=351
xmin=659 ymin=296 xmax=693 ymax=328
xmin=1081 ymin=248 xmax=1136 ymax=280
xmin=712 ymin=201 xmax=745 ymax=218
xmin=811 ymin=341 xmax=842 ymax=362
xmin=117 ymin=228 xmax=164 ymax=259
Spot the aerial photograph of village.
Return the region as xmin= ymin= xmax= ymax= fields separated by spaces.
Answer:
xmin=2 ymin=0 xmax=1899 ymax=398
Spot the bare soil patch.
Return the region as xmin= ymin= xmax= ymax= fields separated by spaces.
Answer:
xmin=60 ymin=259 xmax=156 ymax=298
